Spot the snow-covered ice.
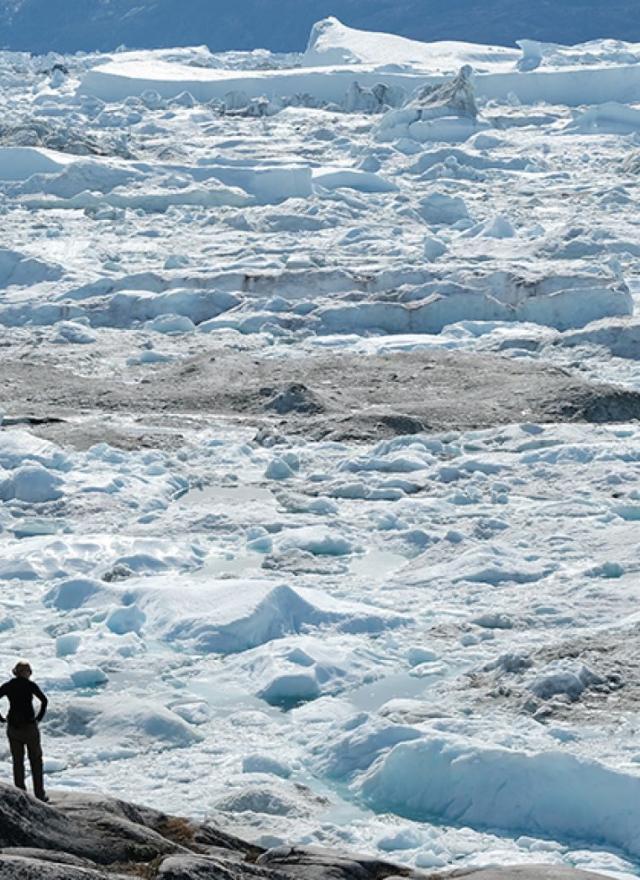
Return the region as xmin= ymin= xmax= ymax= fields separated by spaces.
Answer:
xmin=1 ymin=16 xmax=640 ymax=880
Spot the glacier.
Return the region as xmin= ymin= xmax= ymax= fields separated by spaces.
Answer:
xmin=0 ymin=14 xmax=640 ymax=880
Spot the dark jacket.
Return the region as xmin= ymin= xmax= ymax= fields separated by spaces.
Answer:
xmin=0 ymin=677 xmax=48 ymax=726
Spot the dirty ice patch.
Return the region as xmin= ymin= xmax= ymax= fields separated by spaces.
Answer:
xmin=80 ymin=577 xmax=408 ymax=654
xmin=358 ymin=733 xmax=640 ymax=860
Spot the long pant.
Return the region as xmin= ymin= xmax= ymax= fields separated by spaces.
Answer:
xmin=7 ymin=722 xmax=45 ymax=799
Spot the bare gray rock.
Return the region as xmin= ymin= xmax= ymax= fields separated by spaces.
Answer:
xmin=157 ymin=853 xmax=279 ymax=879
xmin=0 ymin=854 xmax=114 ymax=880
xmin=256 ymin=845 xmax=417 ymax=879
xmin=0 ymin=848 xmax=97 ymax=868
xmin=0 ymin=785 xmax=181 ymax=864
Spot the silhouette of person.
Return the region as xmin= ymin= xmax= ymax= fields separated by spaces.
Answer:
xmin=0 ymin=661 xmax=48 ymax=802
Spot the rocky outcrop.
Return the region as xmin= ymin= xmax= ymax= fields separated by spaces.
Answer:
xmin=0 ymin=784 xmax=613 ymax=880
xmin=0 ymin=785 xmax=181 ymax=866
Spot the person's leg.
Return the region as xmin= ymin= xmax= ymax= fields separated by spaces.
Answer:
xmin=8 ymin=729 xmax=26 ymax=791
xmin=25 ymin=725 xmax=45 ymax=800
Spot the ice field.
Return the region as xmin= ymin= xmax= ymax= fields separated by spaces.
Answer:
xmin=1 ymin=16 xmax=640 ymax=878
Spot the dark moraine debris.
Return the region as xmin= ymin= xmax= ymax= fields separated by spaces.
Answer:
xmin=1 ymin=347 xmax=640 ymax=448
xmin=262 ymin=382 xmax=326 ymax=415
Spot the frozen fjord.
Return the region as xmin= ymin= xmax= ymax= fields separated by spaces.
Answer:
xmin=1 ymin=16 xmax=640 ymax=879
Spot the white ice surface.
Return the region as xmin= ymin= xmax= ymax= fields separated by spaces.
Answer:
xmin=1 ymin=17 xmax=640 ymax=880
xmin=302 ymin=18 xmax=520 ymax=72
xmin=1 ymin=420 xmax=640 ymax=877
xmin=79 ymin=22 xmax=640 ymax=109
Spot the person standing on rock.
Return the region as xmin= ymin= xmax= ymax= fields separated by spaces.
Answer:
xmin=0 ymin=661 xmax=48 ymax=802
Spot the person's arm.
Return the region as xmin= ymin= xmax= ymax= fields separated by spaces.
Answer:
xmin=32 ymin=683 xmax=48 ymax=722
xmin=0 ymin=683 xmax=7 ymax=724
